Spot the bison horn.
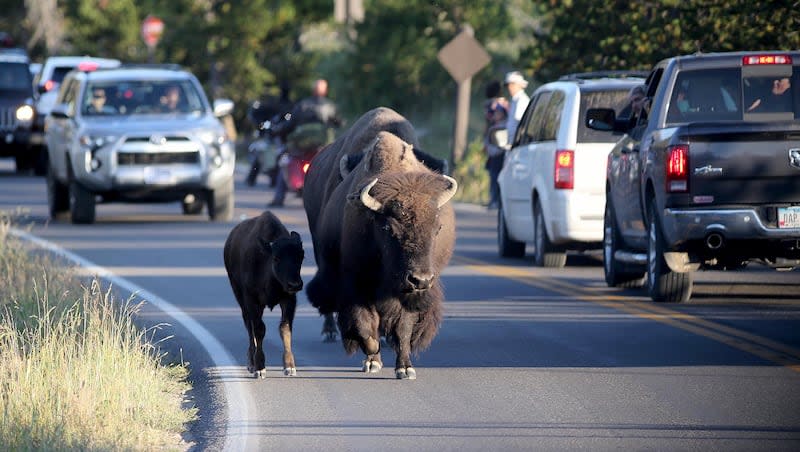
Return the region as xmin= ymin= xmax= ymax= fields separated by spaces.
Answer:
xmin=436 ymin=175 xmax=458 ymax=208
xmin=360 ymin=178 xmax=382 ymax=212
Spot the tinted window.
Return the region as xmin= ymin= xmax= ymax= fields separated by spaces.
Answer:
xmin=666 ymin=68 xmax=742 ymax=124
xmin=541 ymin=90 xmax=565 ymax=141
xmin=0 ymin=62 xmax=32 ymax=90
xmin=578 ymin=88 xmax=631 ymax=143
xmin=82 ymin=79 xmax=205 ymax=116
xmin=525 ymin=91 xmax=552 ymax=143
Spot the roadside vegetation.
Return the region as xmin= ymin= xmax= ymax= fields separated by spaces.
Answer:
xmin=0 ymin=214 xmax=196 ymax=451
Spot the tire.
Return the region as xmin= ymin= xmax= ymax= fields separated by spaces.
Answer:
xmin=182 ymin=195 xmax=204 ymax=215
xmin=533 ymin=200 xmax=566 ymax=268
xmin=208 ymin=177 xmax=234 ymax=222
xmin=497 ymin=203 xmax=525 ymax=258
xmin=603 ymin=199 xmax=645 ymax=288
xmin=646 ymin=202 xmax=692 ymax=302
xmin=46 ymin=164 xmax=70 ymax=219
xmin=33 ymin=146 xmax=48 ymax=176
xmin=69 ymin=179 xmax=96 ymax=224
xmin=14 ymin=153 xmax=34 ymax=173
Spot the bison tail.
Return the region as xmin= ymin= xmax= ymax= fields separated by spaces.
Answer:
xmin=305 ymin=274 xmax=337 ymax=314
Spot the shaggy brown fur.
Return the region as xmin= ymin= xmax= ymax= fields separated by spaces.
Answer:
xmin=303 ymin=109 xmax=457 ymax=379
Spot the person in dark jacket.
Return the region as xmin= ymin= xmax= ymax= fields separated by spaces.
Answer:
xmin=268 ymin=79 xmax=342 ymax=207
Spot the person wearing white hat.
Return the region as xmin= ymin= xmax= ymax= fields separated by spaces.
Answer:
xmin=504 ymin=71 xmax=530 ymax=145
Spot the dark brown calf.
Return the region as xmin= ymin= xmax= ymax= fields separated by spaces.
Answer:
xmin=223 ymin=211 xmax=304 ymax=378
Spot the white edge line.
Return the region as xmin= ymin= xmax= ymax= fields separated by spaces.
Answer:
xmin=9 ymin=227 xmax=250 ymax=452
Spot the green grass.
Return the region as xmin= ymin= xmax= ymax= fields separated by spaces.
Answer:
xmin=0 ymin=213 xmax=197 ymax=451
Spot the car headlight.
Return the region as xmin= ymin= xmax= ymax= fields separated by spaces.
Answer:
xmin=79 ymin=134 xmax=118 ymax=150
xmin=16 ymin=105 xmax=34 ymax=124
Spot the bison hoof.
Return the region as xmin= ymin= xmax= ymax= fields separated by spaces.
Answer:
xmin=395 ymin=367 xmax=417 ymax=380
xmin=362 ymin=359 xmax=382 ymax=374
xmin=322 ymin=331 xmax=338 ymax=343
xmin=254 ymin=368 xmax=267 ymax=379
xmin=283 ymin=367 xmax=297 ymax=377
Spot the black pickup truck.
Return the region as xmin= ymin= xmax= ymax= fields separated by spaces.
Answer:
xmin=586 ymin=51 xmax=800 ymax=303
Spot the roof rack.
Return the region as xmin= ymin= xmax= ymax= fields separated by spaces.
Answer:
xmin=558 ymin=70 xmax=649 ymax=81
xmin=117 ymin=63 xmax=183 ymax=71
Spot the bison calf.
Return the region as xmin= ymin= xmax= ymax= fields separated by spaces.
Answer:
xmin=223 ymin=211 xmax=304 ymax=378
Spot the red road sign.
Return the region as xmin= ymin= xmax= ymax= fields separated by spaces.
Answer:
xmin=141 ymin=15 xmax=164 ymax=48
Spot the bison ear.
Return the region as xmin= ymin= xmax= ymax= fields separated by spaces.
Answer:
xmin=290 ymin=231 xmax=301 ymax=242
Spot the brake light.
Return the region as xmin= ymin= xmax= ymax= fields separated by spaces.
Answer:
xmin=742 ymin=55 xmax=792 ymax=65
xmin=554 ymin=149 xmax=574 ymax=190
xmin=44 ymin=80 xmax=55 ymax=92
xmin=78 ymin=61 xmax=99 ymax=71
xmin=302 ymin=162 xmax=311 ymax=174
xmin=666 ymin=145 xmax=689 ymax=192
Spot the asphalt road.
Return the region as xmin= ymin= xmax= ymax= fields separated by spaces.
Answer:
xmin=2 ymin=161 xmax=800 ymax=451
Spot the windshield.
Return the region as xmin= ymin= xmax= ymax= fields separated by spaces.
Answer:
xmin=82 ymin=80 xmax=205 ymax=116
xmin=0 ymin=62 xmax=32 ymax=90
xmin=666 ymin=66 xmax=799 ymax=124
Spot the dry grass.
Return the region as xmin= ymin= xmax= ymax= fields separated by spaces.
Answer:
xmin=0 ymin=213 xmax=197 ymax=451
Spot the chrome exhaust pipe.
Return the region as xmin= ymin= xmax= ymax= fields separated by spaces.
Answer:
xmin=705 ymin=233 xmax=724 ymax=250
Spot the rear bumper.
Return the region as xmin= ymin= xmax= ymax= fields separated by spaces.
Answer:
xmin=662 ymin=208 xmax=800 ymax=259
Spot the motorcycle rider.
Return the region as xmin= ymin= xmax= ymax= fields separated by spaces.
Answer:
xmin=245 ymin=83 xmax=292 ymax=187
xmin=268 ymin=78 xmax=342 ymax=207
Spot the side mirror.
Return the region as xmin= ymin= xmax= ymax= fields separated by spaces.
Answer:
xmin=585 ymin=108 xmax=616 ymax=131
xmin=213 ymin=98 xmax=234 ymax=117
xmin=50 ymin=104 xmax=70 ymax=119
xmin=37 ymin=84 xmax=47 ymax=95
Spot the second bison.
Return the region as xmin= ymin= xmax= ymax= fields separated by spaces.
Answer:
xmin=223 ymin=211 xmax=304 ymax=378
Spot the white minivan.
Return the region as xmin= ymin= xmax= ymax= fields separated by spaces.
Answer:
xmin=497 ymin=72 xmax=645 ymax=267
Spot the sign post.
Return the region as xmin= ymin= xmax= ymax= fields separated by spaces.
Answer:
xmin=141 ymin=15 xmax=164 ymax=63
xmin=437 ymin=25 xmax=491 ymax=164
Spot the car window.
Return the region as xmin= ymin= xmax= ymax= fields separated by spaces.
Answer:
xmin=540 ymin=90 xmax=565 ymax=141
xmin=743 ymin=66 xmax=797 ymax=120
xmin=82 ymin=79 xmax=205 ymax=116
xmin=666 ymin=68 xmax=743 ymax=123
xmin=523 ymin=91 xmax=552 ymax=143
xmin=0 ymin=62 xmax=32 ymax=90
xmin=578 ymin=88 xmax=632 ymax=143
xmin=514 ymin=92 xmax=539 ymax=146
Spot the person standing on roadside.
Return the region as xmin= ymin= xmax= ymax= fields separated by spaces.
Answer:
xmin=483 ymin=80 xmax=509 ymax=210
xmin=504 ymin=71 xmax=530 ymax=145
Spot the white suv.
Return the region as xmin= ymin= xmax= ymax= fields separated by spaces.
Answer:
xmin=497 ymin=72 xmax=645 ymax=267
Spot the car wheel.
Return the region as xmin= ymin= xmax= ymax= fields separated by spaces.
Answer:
xmin=14 ymin=153 xmax=34 ymax=173
xmin=33 ymin=146 xmax=49 ymax=176
xmin=46 ymin=164 xmax=70 ymax=220
xmin=646 ymin=202 xmax=692 ymax=302
xmin=533 ymin=199 xmax=566 ymax=268
xmin=69 ymin=179 xmax=96 ymax=225
xmin=182 ymin=194 xmax=204 ymax=215
xmin=497 ymin=203 xmax=525 ymax=258
xmin=208 ymin=177 xmax=234 ymax=222
xmin=603 ymin=199 xmax=645 ymax=288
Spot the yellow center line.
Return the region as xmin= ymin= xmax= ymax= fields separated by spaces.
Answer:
xmin=453 ymin=255 xmax=800 ymax=374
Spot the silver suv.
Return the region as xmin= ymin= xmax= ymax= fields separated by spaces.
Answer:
xmin=45 ymin=65 xmax=236 ymax=224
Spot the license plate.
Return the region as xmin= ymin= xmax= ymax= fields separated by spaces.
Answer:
xmin=778 ymin=206 xmax=800 ymax=229
xmin=143 ymin=167 xmax=174 ymax=185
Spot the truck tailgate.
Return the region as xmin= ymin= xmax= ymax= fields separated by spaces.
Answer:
xmin=683 ymin=122 xmax=800 ymax=205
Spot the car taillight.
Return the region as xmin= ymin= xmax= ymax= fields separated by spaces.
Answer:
xmin=742 ymin=54 xmax=792 ymax=65
xmin=78 ymin=61 xmax=99 ymax=71
xmin=44 ymin=80 xmax=55 ymax=92
xmin=302 ymin=162 xmax=310 ymax=174
xmin=666 ymin=145 xmax=689 ymax=192
xmin=554 ymin=149 xmax=574 ymax=190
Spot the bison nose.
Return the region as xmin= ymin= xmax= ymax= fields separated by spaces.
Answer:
xmin=405 ymin=271 xmax=434 ymax=291
xmin=286 ymin=280 xmax=304 ymax=293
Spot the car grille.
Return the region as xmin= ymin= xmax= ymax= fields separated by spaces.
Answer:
xmin=117 ymin=136 xmax=201 ymax=166
xmin=0 ymin=107 xmax=17 ymax=132
xmin=117 ymin=151 xmax=200 ymax=165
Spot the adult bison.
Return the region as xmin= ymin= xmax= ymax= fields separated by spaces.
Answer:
xmin=303 ymin=108 xmax=457 ymax=379
xmin=223 ymin=211 xmax=304 ymax=378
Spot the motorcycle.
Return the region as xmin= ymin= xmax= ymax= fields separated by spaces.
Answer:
xmin=268 ymin=121 xmax=330 ymax=195
xmin=245 ymin=123 xmax=280 ymax=187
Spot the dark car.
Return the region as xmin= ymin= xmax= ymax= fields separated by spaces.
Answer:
xmin=0 ymin=47 xmax=38 ymax=173
xmin=587 ymin=51 xmax=800 ymax=303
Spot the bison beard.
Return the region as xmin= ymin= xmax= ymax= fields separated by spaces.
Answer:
xmin=303 ymin=111 xmax=457 ymax=380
